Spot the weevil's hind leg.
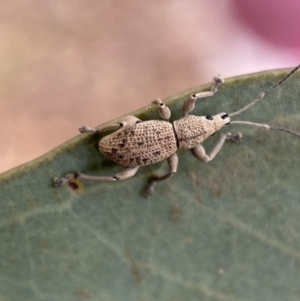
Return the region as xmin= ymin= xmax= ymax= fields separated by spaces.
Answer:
xmin=153 ymin=98 xmax=171 ymax=120
xmin=146 ymin=153 xmax=178 ymax=196
xmin=79 ymin=116 xmax=142 ymax=135
xmin=79 ymin=124 xmax=121 ymax=135
xmin=53 ymin=166 xmax=140 ymax=187
xmin=182 ymin=75 xmax=224 ymax=116
xmin=191 ymin=132 xmax=242 ymax=163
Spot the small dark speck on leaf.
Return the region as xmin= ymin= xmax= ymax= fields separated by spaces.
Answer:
xmin=169 ymin=206 xmax=183 ymax=223
xmin=39 ymin=240 xmax=48 ymax=248
xmin=68 ymin=181 xmax=79 ymax=190
xmin=78 ymin=288 xmax=91 ymax=300
xmin=256 ymin=138 xmax=266 ymax=146
xmin=125 ymin=248 xmax=141 ymax=284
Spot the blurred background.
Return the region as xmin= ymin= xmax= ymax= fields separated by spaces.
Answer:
xmin=1 ymin=0 xmax=299 ymax=173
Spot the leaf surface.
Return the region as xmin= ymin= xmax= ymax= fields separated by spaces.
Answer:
xmin=1 ymin=69 xmax=300 ymax=301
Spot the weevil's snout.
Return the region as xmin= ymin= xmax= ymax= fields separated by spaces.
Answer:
xmin=213 ymin=112 xmax=230 ymax=131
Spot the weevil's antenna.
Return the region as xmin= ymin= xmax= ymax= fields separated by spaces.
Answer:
xmin=270 ymin=126 xmax=300 ymax=138
xmin=231 ymin=121 xmax=300 ymax=139
xmin=229 ymin=64 xmax=300 ymax=117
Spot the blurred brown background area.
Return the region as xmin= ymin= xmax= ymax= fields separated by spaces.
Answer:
xmin=0 ymin=0 xmax=299 ymax=173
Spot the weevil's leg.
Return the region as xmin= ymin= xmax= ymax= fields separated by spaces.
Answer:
xmin=53 ymin=166 xmax=140 ymax=187
xmin=191 ymin=132 xmax=242 ymax=163
xmin=146 ymin=153 xmax=178 ymax=196
xmin=182 ymin=75 xmax=224 ymax=116
xmin=153 ymin=98 xmax=171 ymax=120
xmin=79 ymin=116 xmax=142 ymax=134
xmin=79 ymin=124 xmax=121 ymax=134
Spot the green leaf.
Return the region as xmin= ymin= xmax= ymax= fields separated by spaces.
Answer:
xmin=1 ymin=69 xmax=300 ymax=301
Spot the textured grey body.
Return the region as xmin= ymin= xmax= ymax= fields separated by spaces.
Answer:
xmin=99 ymin=120 xmax=177 ymax=167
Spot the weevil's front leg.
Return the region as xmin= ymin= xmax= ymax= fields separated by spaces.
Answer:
xmin=146 ymin=153 xmax=178 ymax=196
xmin=153 ymin=98 xmax=171 ymax=120
xmin=182 ymin=75 xmax=224 ymax=116
xmin=53 ymin=166 xmax=140 ymax=187
xmin=79 ymin=116 xmax=142 ymax=134
xmin=191 ymin=132 xmax=242 ymax=163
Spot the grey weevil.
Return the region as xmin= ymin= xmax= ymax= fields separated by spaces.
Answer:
xmin=54 ymin=65 xmax=300 ymax=195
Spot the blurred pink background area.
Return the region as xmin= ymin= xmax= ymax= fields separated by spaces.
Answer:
xmin=1 ymin=0 xmax=299 ymax=173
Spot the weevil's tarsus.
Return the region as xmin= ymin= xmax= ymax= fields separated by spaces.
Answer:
xmin=53 ymin=177 xmax=68 ymax=187
xmin=53 ymin=174 xmax=78 ymax=187
xmin=225 ymin=132 xmax=243 ymax=143
xmin=79 ymin=125 xmax=100 ymax=134
xmin=230 ymin=64 xmax=300 ymax=117
xmin=182 ymin=75 xmax=224 ymax=116
xmin=211 ymin=74 xmax=224 ymax=92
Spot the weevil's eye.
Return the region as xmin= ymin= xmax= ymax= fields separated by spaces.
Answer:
xmin=191 ymin=94 xmax=196 ymax=98
xmin=221 ymin=113 xmax=229 ymax=119
xmin=221 ymin=113 xmax=230 ymax=125
xmin=206 ymin=115 xmax=213 ymax=120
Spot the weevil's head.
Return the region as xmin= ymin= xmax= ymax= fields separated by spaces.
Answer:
xmin=213 ymin=112 xmax=230 ymax=131
xmin=205 ymin=112 xmax=230 ymax=133
xmin=173 ymin=113 xmax=231 ymax=149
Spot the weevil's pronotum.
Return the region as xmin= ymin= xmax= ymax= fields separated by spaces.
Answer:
xmin=54 ymin=65 xmax=300 ymax=195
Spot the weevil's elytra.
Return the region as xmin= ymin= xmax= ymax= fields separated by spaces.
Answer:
xmin=99 ymin=120 xmax=177 ymax=167
xmin=53 ymin=65 xmax=300 ymax=196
